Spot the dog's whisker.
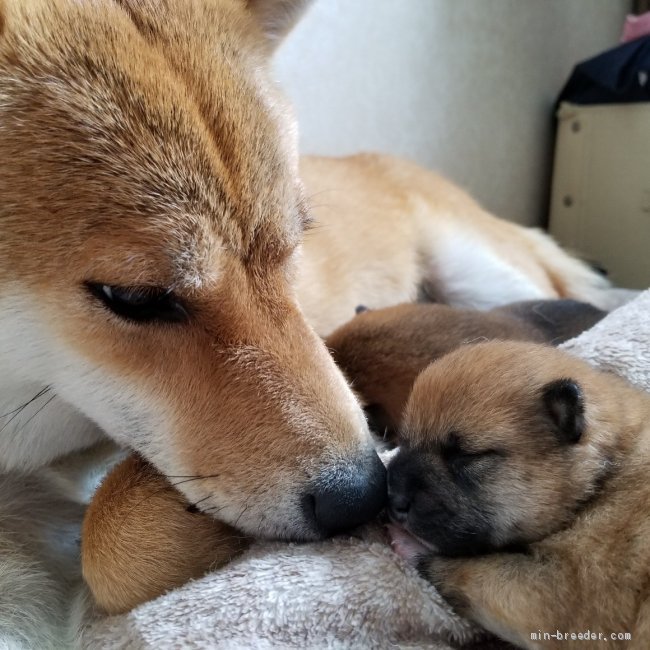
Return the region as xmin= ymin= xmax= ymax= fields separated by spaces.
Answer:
xmin=165 ymin=474 xmax=221 ymax=480
xmin=0 ymin=386 xmax=51 ymax=418
xmin=14 ymin=395 xmax=57 ymax=435
xmin=187 ymin=493 xmax=213 ymax=510
xmin=0 ymin=387 xmax=53 ymax=434
xmin=111 ymin=472 xmax=223 ymax=537
xmin=233 ymin=500 xmax=251 ymax=528
xmin=116 ymin=480 xmax=213 ymax=535
xmin=167 ymin=476 xmax=221 ymax=492
xmin=202 ymin=504 xmax=230 ymax=517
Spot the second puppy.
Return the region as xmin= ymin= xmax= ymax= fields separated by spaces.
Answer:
xmin=326 ymin=300 xmax=605 ymax=439
xmin=82 ymin=456 xmax=249 ymax=614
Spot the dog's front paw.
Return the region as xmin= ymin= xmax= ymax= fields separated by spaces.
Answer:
xmin=417 ymin=555 xmax=471 ymax=615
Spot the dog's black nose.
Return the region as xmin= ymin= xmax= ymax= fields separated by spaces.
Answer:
xmin=304 ymin=451 xmax=386 ymax=537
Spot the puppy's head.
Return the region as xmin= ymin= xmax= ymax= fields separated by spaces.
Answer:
xmin=388 ymin=342 xmax=620 ymax=556
xmin=0 ymin=1 xmax=385 ymax=541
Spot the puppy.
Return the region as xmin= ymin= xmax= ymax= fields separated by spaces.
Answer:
xmin=388 ymin=341 xmax=650 ymax=649
xmin=326 ymin=300 xmax=605 ymax=439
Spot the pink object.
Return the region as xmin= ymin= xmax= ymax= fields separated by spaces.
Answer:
xmin=621 ymin=11 xmax=650 ymax=43
xmin=386 ymin=523 xmax=432 ymax=563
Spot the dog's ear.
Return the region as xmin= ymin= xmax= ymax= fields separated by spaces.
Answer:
xmin=247 ymin=0 xmax=313 ymax=49
xmin=542 ymin=378 xmax=585 ymax=444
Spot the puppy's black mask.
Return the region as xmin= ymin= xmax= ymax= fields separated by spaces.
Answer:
xmin=388 ymin=377 xmax=585 ymax=557
xmin=387 ymin=444 xmax=498 ymax=557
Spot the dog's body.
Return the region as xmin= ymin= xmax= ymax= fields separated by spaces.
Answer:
xmin=0 ymin=473 xmax=89 ymax=649
xmin=296 ymin=153 xmax=617 ymax=336
xmin=389 ymin=342 xmax=650 ymax=649
xmin=327 ymin=300 xmax=605 ymax=437
xmin=0 ymin=0 xmax=624 ymax=645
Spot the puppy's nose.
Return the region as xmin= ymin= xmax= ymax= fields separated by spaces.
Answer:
xmin=304 ymin=451 xmax=386 ymax=537
xmin=387 ymin=450 xmax=417 ymax=523
xmin=387 ymin=493 xmax=411 ymax=523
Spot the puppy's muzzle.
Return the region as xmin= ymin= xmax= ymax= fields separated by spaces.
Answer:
xmin=303 ymin=450 xmax=386 ymax=537
xmin=386 ymin=492 xmax=411 ymax=525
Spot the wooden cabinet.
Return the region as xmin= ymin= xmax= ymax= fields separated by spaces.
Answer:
xmin=549 ymin=101 xmax=650 ymax=289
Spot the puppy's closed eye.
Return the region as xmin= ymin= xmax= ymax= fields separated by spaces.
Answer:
xmin=440 ymin=434 xmax=501 ymax=479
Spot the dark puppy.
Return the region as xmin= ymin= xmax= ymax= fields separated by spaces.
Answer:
xmin=388 ymin=342 xmax=650 ymax=649
xmin=326 ymin=300 xmax=604 ymax=440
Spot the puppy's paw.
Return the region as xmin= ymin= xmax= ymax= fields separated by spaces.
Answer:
xmin=418 ymin=555 xmax=471 ymax=615
xmin=386 ymin=526 xmax=473 ymax=617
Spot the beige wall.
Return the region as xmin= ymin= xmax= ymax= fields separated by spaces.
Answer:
xmin=274 ymin=0 xmax=632 ymax=227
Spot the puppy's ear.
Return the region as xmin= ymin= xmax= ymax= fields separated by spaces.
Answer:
xmin=247 ymin=0 xmax=313 ymax=49
xmin=542 ymin=379 xmax=585 ymax=444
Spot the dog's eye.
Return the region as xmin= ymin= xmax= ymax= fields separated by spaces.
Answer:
xmin=448 ymin=449 xmax=501 ymax=474
xmin=86 ymin=283 xmax=188 ymax=324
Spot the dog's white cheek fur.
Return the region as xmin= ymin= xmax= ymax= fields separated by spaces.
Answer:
xmin=0 ymin=290 xmax=179 ymax=472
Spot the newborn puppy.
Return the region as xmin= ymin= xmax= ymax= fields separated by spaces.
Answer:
xmin=388 ymin=342 xmax=650 ymax=649
xmin=326 ymin=300 xmax=605 ymax=440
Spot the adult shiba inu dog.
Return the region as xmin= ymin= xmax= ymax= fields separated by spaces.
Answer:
xmin=0 ymin=0 xmax=618 ymax=645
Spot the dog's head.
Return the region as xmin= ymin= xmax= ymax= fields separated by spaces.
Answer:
xmin=0 ymin=0 xmax=385 ymax=540
xmin=387 ymin=342 xmax=620 ymax=556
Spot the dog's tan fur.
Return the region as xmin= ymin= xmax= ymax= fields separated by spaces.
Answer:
xmin=0 ymin=0 xmax=379 ymax=544
xmin=295 ymin=154 xmax=616 ymax=336
xmin=81 ymin=455 xmax=249 ymax=614
xmin=0 ymin=0 xmax=624 ymax=642
xmin=392 ymin=342 xmax=650 ymax=649
xmin=327 ymin=300 xmax=605 ymax=436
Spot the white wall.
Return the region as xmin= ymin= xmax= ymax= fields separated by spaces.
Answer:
xmin=273 ymin=0 xmax=631 ymax=227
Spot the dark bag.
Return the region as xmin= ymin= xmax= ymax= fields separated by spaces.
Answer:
xmin=557 ymin=35 xmax=650 ymax=106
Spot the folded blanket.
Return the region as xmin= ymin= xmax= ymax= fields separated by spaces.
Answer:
xmin=560 ymin=288 xmax=650 ymax=390
xmin=84 ymin=289 xmax=650 ymax=650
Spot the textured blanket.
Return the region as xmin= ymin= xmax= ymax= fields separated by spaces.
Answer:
xmin=83 ymin=290 xmax=650 ymax=649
